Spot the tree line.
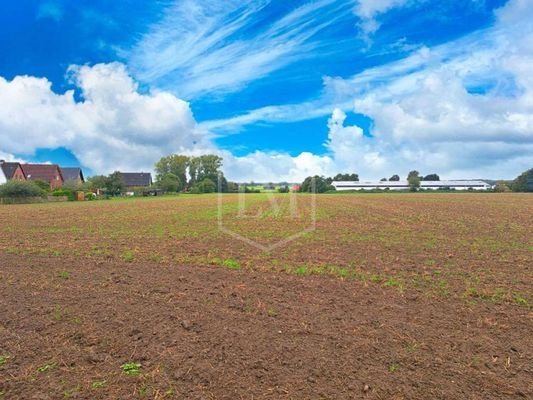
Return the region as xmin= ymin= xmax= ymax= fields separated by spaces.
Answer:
xmin=298 ymin=170 xmax=441 ymax=193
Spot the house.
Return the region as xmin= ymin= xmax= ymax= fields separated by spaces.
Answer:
xmin=0 ymin=160 xmax=26 ymax=184
xmin=331 ymin=180 xmax=493 ymax=191
xmin=60 ymin=167 xmax=85 ymax=184
xmin=21 ymin=164 xmax=64 ymax=189
xmin=118 ymin=172 xmax=153 ymax=189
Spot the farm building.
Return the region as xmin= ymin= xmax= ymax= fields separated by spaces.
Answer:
xmin=60 ymin=167 xmax=85 ymax=184
xmin=0 ymin=160 xmax=26 ymax=184
xmin=332 ymin=180 xmax=493 ymax=191
xmin=118 ymin=172 xmax=153 ymax=189
xmin=20 ymin=164 xmax=64 ymax=189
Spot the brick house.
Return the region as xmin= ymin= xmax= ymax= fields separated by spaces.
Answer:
xmin=21 ymin=164 xmax=64 ymax=189
xmin=0 ymin=160 xmax=26 ymax=184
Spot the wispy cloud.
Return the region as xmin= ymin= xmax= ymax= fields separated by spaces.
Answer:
xmin=127 ymin=0 xmax=354 ymax=99
xmin=200 ymin=0 xmax=533 ymax=179
xmin=203 ymin=3 xmax=528 ymax=133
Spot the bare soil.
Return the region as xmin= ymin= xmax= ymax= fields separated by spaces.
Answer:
xmin=0 ymin=194 xmax=532 ymax=399
xmin=0 ymin=252 xmax=532 ymax=399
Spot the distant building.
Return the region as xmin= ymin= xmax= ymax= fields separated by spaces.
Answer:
xmin=21 ymin=164 xmax=64 ymax=189
xmin=60 ymin=167 xmax=85 ymax=184
xmin=0 ymin=160 xmax=26 ymax=184
xmin=331 ymin=180 xmax=493 ymax=191
xmin=118 ymin=172 xmax=153 ymax=189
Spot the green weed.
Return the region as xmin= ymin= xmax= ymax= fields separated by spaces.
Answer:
xmin=514 ymin=293 xmax=528 ymax=306
xmin=91 ymin=380 xmax=107 ymax=389
xmin=63 ymin=386 xmax=79 ymax=398
xmin=221 ymin=258 xmax=241 ymax=270
xmin=57 ymin=271 xmax=71 ymax=280
xmin=53 ymin=305 xmax=64 ymax=321
xmin=122 ymin=250 xmax=136 ymax=262
xmin=388 ymin=363 xmax=400 ymax=372
xmin=121 ymin=362 xmax=142 ymax=375
xmin=37 ymin=362 xmax=56 ymax=373
xmin=0 ymin=356 xmax=10 ymax=366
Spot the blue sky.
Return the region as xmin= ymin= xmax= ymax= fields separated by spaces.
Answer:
xmin=0 ymin=0 xmax=532 ymax=181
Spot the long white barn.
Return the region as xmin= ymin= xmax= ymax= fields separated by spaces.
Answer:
xmin=332 ymin=180 xmax=493 ymax=191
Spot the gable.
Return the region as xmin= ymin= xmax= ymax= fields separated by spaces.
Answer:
xmin=60 ymin=167 xmax=85 ymax=182
xmin=1 ymin=162 xmax=25 ymax=181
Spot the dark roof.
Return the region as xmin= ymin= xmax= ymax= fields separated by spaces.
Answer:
xmin=21 ymin=164 xmax=63 ymax=183
xmin=0 ymin=162 xmax=24 ymax=179
xmin=119 ymin=172 xmax=152 ymax=187
xmin=60 ymin=167 xmax=85 ymax=182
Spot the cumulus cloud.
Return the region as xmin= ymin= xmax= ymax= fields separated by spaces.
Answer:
xmin=0 ymin=62 xmax=336 ymax=181
xmin=329 ymin=0 xmax=533 ymax=178
xmin=0 ymin=63 xmax=210 ymax=174
xmin=205 ymin=0 xmax=533 ymax=179
xmin=222 ymin=150 xmax=334 ymax=183
xmin=2 ymin=0 xmax=532 ymax=182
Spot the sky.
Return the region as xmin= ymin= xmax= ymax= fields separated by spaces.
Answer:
xmin=0 ymin=0 xmax=532 ymax=181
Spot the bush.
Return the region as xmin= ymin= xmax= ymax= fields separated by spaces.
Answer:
xmin=32 ymin=180 xmax=51 ymax=192
xmin=511 ymin=168 xmax=533 ymax=192
xmin=191 ymin=178 xmax=216 ymax=193
xmin=156 ymin=173 xmax=181 ymax=193
xmin=51 ymin=189 xmax=75 ymax=201
xmin=0 ymin=180 xmax=44 ymax=198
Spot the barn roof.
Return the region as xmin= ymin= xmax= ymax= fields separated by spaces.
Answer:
xmin=0 ymin=162 xmax=24 ymax=180
xmin=332 ymin=180 xmax=491 ymax=188
xmin=119 ymin=172 xmax=152 ymax=187
xmin=21 ymin=164 xmax=63 ymax=183
xmin=60 ymin=167 xmax=85 ymax=182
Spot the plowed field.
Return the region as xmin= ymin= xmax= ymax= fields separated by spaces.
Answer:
xmin=0 ymin=193 xmax=532 ymax=399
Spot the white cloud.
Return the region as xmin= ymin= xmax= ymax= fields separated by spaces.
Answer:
xmin=353 ymin=0 xmax=412 ymax=35
xmin=127 ymin=0 xmax=353 ymax=99
xmin=2 ymin=1 xmax=532 ymax=182
xmin=222 ymin=150 xmax=334 ymax=183
xmin=0 ymin=63 xmax=333 ymax=182
xmin=0 ymin=63 xmax=210 ymax=174
xmin=203 ymin=0 xmax=533 ymax=179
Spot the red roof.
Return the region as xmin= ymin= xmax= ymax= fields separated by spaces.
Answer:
xmin=21 ymin=164 xmax=63 ymax=184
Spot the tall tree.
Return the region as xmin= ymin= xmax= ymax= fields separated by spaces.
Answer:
xmin=154 ymin=155 xmax=189 ymax=189
xmin=511 ymin=168 xmax=533 ymax=192
xmin=423 ymin=173 xmax=440 ymax=181
xmin=197 ymin=154 xmax=223 ymax=182
xmin=106 ymin=171 xmax=124 ymax=195
xmin=333 ymin=173 xmax=359 ymax=181
xmin=407 ymin=171 xmax=421 ymax=192
xmin=407 ymin=170 xmax=420 ymax=180
xmin=300 ymin=176 xmax=334 ymax=193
